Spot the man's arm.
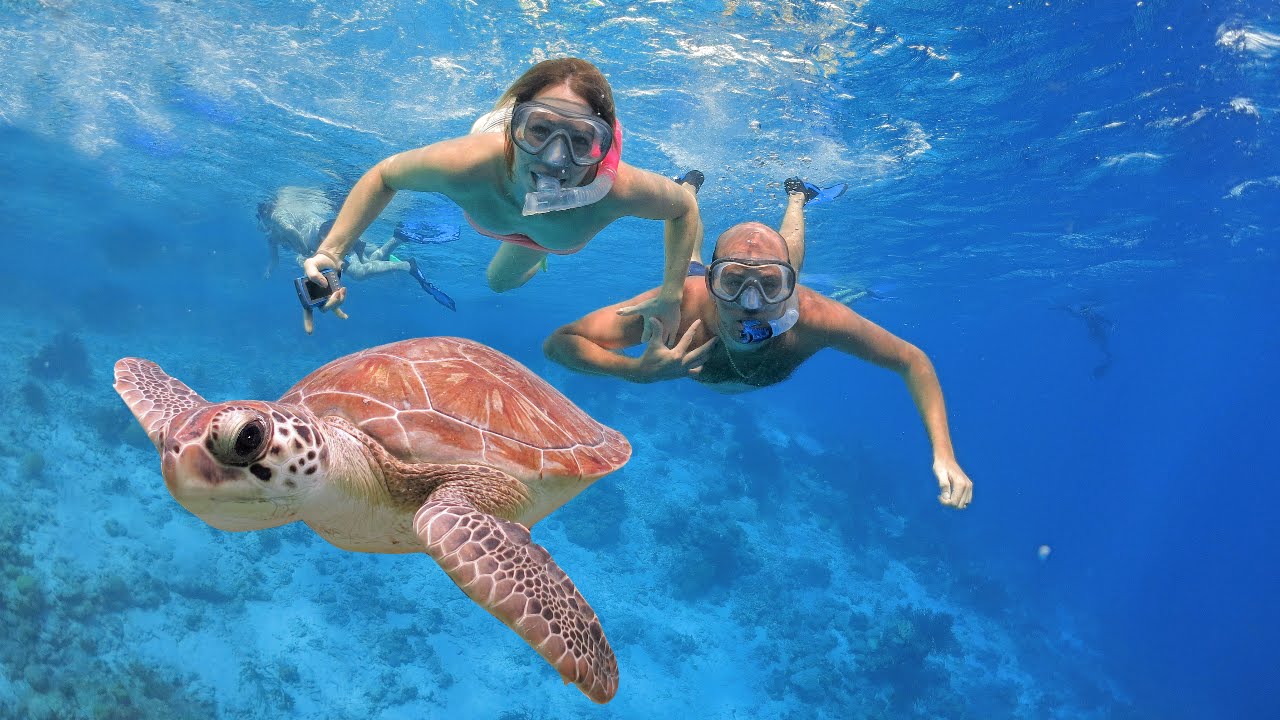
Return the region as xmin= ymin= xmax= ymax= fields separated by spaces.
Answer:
xmin=544 ymin=286 xmax=717 ymax=384
xmin=807 ymin=295 xmax=973 ymax=508
xmin=544 ymin=290 xmax=655 ymax=381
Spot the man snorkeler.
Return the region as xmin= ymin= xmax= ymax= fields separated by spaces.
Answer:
xmin=543 ymin=178 xmax=974 ymax=510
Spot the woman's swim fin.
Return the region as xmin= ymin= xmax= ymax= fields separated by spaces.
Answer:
xmin=394 ymin=217 xmax=460 ymax=245
xmin=425 ymin=282 xmax=456 ymax=312
xmin=407 ymin=257 xmax=456 ymax=311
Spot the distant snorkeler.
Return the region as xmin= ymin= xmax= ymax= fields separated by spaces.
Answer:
xmin=299 ymin=57 xmax=703 ymax=342
xmin=1062 ymin=302 xmax=1114 ymax=378
xmin=544 ymin=177 xmax=974 ymax=510
xmin=257 ymin=186 xmax=456 ymax=317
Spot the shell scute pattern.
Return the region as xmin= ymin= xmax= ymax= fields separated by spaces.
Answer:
xmin=279 ymin=338 xmax=627 ymax=481
xmin=115 ymin=338 xmax=626 ymax=704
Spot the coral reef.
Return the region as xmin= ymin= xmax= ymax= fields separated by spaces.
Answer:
xmin=654 ymin=505 xmax=762 ymax=600
xmin=21 ymin=451 xmax=45 ymax=479
xmin=0 ymin=319 xmax=1131 ymax=719
xmin=858 ymin=606 xmax=961 ymax=712
xmin=20 ymin=381 xmax=48 ymax=414
xmin=87 ymin=403 xmax=152 ymax=450
xmin=28 ymin=331 xmax=92 ymax=386
xmin=0 ymin=499 xmax=215 ymax=719
xmin=562 ymin=481 xmax=627 ymax=550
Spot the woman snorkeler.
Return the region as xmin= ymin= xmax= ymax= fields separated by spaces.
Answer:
xmin=300 ymin=57 xmax=703 ymax=339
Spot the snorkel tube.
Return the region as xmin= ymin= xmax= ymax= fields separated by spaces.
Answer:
xmin=522 ymin=122 xmax=623 ymax=216
xmin=738 ymin=307 xmax=799 ymax=344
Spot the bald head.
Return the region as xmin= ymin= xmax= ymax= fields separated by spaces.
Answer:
xmin=713 ymin=222 xmax=790 ymax=264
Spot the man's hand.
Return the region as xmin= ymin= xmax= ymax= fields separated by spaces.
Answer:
xmin=630 ymin=318 xmax=717 ymax=382
xmin=933 ymin=456 xmax=973 ymax=510
xmin=617 ymin=293 xmax=681 ymax=346
xmin=301 ymin=253 xmax=350 ymax=335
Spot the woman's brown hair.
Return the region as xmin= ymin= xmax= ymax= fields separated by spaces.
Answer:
xmin=496 ymin=57 xmax=616 ymax=176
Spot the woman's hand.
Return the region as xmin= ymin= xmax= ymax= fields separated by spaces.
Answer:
xmin=933 ymin=456 xmax=974 ymax=510
xmin=629 ymin=318 xmax=717 ymax=382
xmin=301 ymin=252 xmax=349 ymax=335
xmin=617 ymin=292 xmax=682 ymax=346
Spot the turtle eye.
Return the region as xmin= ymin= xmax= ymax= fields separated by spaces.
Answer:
xmin=234 ymin=421 xmax=265 ymax=460
xmin=209 ymin=411 xmax=271 ymax=466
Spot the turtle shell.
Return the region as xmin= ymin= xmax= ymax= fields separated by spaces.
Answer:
xmin=278 ymin=337 xmax=629 ymax=482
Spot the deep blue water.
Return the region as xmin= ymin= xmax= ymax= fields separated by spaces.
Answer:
xmin=2 ymin=1 xmax=1277 ymax=718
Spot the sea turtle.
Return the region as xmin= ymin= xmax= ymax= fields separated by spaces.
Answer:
xmin=113 ymin=336 xmax=630 ymax=703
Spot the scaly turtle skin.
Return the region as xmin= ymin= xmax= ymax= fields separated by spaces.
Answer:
xmin=113 ymin=337 xmax=630 ymax=703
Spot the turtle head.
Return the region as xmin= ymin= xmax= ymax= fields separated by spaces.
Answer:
xmin=154 ymin=402 xmax=329 ymax=531
xmin=114 ymin=358 xmax=326 ymax=532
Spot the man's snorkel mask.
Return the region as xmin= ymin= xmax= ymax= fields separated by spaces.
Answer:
xmin=707 ymin=258 xmax=800 ymax=344
xmin=510 ymin=100 xmax=623 ymax=216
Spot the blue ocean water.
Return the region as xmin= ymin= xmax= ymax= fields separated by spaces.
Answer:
xmin=2 ymin=0 xmax=1277 ymax=717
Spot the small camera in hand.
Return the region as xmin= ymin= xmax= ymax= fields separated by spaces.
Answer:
xmin=294 ymin=268 xmax=342 ymax=309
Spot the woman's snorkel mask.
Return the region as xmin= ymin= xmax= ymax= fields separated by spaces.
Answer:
xmin=510 ymin=100 xmax=622 ymax=216
xmin=707 ymin=258 xmax=800 ymax=343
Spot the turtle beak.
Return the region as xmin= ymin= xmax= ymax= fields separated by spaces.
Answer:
xmin=160 ymin=408 xmax=241 ymax=497
xmin=162 ymin=442 xmax=284 ymax=532
xmin=163 ymin=442 xmax=236 ymax=495
xmin=161 ymin=447 xmax=180 ymax=492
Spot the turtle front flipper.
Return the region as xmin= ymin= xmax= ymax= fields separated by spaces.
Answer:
xmin=113 ymin=358 xmax=208 ymax=451
xmin=414 ymin=490 xmax=619 ymax=704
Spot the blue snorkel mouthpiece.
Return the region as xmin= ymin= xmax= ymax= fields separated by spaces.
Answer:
xmin=738 ymin=307 xmax=799 ymax=344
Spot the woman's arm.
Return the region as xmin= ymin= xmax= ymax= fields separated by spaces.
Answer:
xmin=297 ymin=136 xmax=497 ymax=334
xmin=607 ymin=167 xmax=703 ymax=345
xmin=313 ymin=136 xmax=485 ymax=263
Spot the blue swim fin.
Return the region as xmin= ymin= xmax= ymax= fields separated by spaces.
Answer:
xmin=671 ymin=169 xmax=705 ymax=194
xmin=784 ymin=177 xmax=847 ymax=205
xmin=407 ymin=257 xmax=456 ymax=311
xmin=394 ymin=217 xmax=460 ymax=245
xmin=864 ymin=284 xmax=897 ymax=301
xmin=811 ymin=182 xmax=847 ymax=205
xmin=425 ymin=282 xmax=456 ymax=311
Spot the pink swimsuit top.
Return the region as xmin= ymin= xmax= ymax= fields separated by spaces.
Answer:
xmin=462 ymin=213 xmax=589 ymax=255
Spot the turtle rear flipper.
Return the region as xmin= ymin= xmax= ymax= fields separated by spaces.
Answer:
xmin=113 ymin=358 xmax=208 ymax=451
xmin=414 ymin=488 xmax=618 ymax=704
